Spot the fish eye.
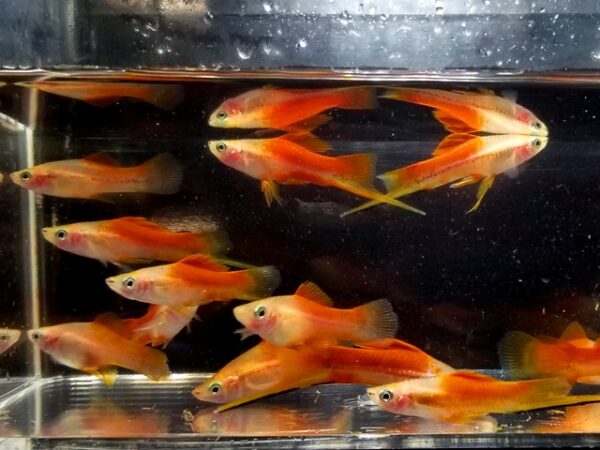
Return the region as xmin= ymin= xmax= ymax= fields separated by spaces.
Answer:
xmin=379 ymin=390 xmax=394 ymax=403
xmin=123 ymin=277 xmax=136 ymax=289
xmin=216 ymin=111 xmax=228 ymax=121
xmin=533 ymin=139 xmax=542 ymax=149
xmin=55 ymin=229 xmax=68 ymax=240
xmin=253 ymin=305 xmax=267 ymax=319
xmin=209 ymin=382 xmax=221 ymax=395
xmin=20 ymin=171 xmax=32 ymax=182
xmin=31 ymin=331 xmax=41 ymax=341
xmin=532 ymin=121 xmax=542 ymax=130
xmin=215 ymin=142 xmax=227 ymax=152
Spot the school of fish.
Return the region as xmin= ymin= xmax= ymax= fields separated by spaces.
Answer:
xmin=8 ymin=81 xmax=598 ymax=434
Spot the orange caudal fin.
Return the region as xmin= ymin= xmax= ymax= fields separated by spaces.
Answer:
xmin=336 ymin=87 xmax=378 ymax=110
xmin=194 ymin=229 xmax=232 ymax=256
xmin=139 ymin=346 xmax=171 ymax=381
xmin=336 ymin=153 xmax=376 ymax=187
xmin=240 ymin=266 xmax=282 ymax=300
xmin=354 ymin=299 xmax=399 ymax=341
xmin=498 ymin=331 xmax=541 ymax=379
xmin=140 ymin=153 xmax=184 ymax=195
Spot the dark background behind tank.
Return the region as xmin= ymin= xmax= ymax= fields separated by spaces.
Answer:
xmin=3 ymin=80 xmax=596 ymax=376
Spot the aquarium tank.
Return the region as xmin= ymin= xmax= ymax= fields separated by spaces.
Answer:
xmin=0 ymin=0 xmax=599 ymax=448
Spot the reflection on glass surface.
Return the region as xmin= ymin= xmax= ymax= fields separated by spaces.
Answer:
xmin=192 ymin=404 xmax=352 ymax=436
xmin=41 ymin=399 xmax=169 ymax=437
xmin=531 ymin=404 xmax=600 ymax=433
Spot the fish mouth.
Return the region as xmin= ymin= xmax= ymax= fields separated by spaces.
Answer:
xmin=105 ymin=277 xmax=116 ymax=285
xmin=8 ymin=172 xmax=19 ymax=184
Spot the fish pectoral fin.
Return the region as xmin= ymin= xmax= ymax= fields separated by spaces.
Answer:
xmin=433 ymin=110 xmax=478 ymax=134
xmin=449 ymin=175 xmax=483 ymax=189
xmin=432 ymin=133 xmax=479 ymax=156
xmin=88 ymin=367 xmax=118 ymax=386
xmin=283 ymin=114 xmax=332 ymax=133
xmin=234 ymin=328 xmax=255 ymax=340
xmin=260 ymin=180 xmax=283 ymax=207
xmin=466 ymin=176 xmax=495 ymax=213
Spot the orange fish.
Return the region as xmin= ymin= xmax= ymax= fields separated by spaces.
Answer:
xmin=342 ymin=133 xmax=548 ymax=216
xmin=499 ymin=322 xmax=600 ymax=385
xmin=325 ymin=339 xmax=454 ymax=385
xmin=193 ymin=339 xmax=451 ymax=412
xmin=209 ymin=133 xmax=424 ymax=214
xmin=367 ymin=371 xmax=600 ymax=423
xmin=192 ymin=341 xmax=331 ymax=412
xmin=27 ymin=314 xmax=170 ymax=385
xmin=382 ymin=88 xmax=548 ymax=136
xmin=41 ymin=217 xmax=230 ymax=266
xmin=208 ymin=86 xmax=376 ymax=131
xmin=106 ymin=255 xmax=280 ymax=307
xmin=10 ymin=152 xmax=183 ymax=199
xmin=233 ymin=281 xmax=398 ymax=347
xmin=124 ymin=304 xmax=198 ymax=347
xmin=18 ymin=80 xmax=184 ymax=110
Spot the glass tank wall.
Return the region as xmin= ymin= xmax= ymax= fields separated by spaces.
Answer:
xmin=0 ymin=1 xmax=599 ymax=448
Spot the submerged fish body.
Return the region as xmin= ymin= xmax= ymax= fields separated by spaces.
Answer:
xmin=382 ymin=88 xmax=549 ymax=136
xmin=192 ymin=341 xmax=330 ymax=411
xmin=343 ymin=134 xmax=548 ymax=216
xmin=208 ymin=86 xmax=377 ymax=130
xmin=106 ymin=255 xmax=280 ymax=307
xmin=10 ymin=152 xmax=183 ymax=199
xmin=0 ymin=329 xmax=21 ymax=355
xmin=499 ymin=322 xmax=600 ymax=384
xmin=20 ymin=80 xmax=184 ymax=110
xmin=367 ymin=370 xmax=600 ymax=423
xmin=27 ymin=317 xmax=170 ymax=384
xmin=324 ymin=339 xmax=454 ymax=385
xmin=124 ymin=304 xmax=198 ymax=347
xmin=233 ymin=281 xmax=398 ymax=347
xmin=41 ymin=217 xmax=230 ymax=266
xmin=209 ymin=133 xmax=424 ymax=214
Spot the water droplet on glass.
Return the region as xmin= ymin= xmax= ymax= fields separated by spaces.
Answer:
xmin=263 ymin=2 xmax=272 ymax=13
xmin=297 ymin=38 xmax=308 ymax=49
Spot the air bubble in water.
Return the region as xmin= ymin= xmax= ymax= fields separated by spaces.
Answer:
xmin=297 ymin=38 xmax=308 ymax=48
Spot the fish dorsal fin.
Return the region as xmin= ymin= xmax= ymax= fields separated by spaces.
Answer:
xmin=354 ymin=338 xmax=421 ymax=353
xmin=113 ymin=217 xmax=168 ymax=231
xmin=82 ymin=152 xmax=120 ymax=166
xmin=94 ymin=312 xmax=133 ymax=339
xmin=560 ymin=321 xmax=588 ymax=342
xmin=281 ymin=132 xmax=331 ymax=153
xmin=449 ymin=371 xmax=494 ymax=383
xmin=295 ymin=281 xmax=333 ymax=306
xmin=177 ymin=254 xmax=230 ymax=272
xmin=432 ymin=133 xmax=479 ymax=156
xmin=433 ymin=110 xmax=478 ymax=134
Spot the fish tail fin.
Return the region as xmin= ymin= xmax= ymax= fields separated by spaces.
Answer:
xmin=139 ymin=347 xmax=171 ymax=381
xmin=240 ymin=266 xmax=281 ymax=300
xmin=337 ymin=87 xmax=378 ymax=110
xmin=336 ymin=153 xmax=376 ymax=187
xmin=195 ymin=229 xmax=232 ymax=256
xmin=141 ymin=153 xmax=184 ymax=195
xmin=353 ymin=299 xmax=399 ymax=341
xmin=142 ymin=84 xmax=185 ymax=110
xmin=498 ymin=330 xmax=540 ymax=379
